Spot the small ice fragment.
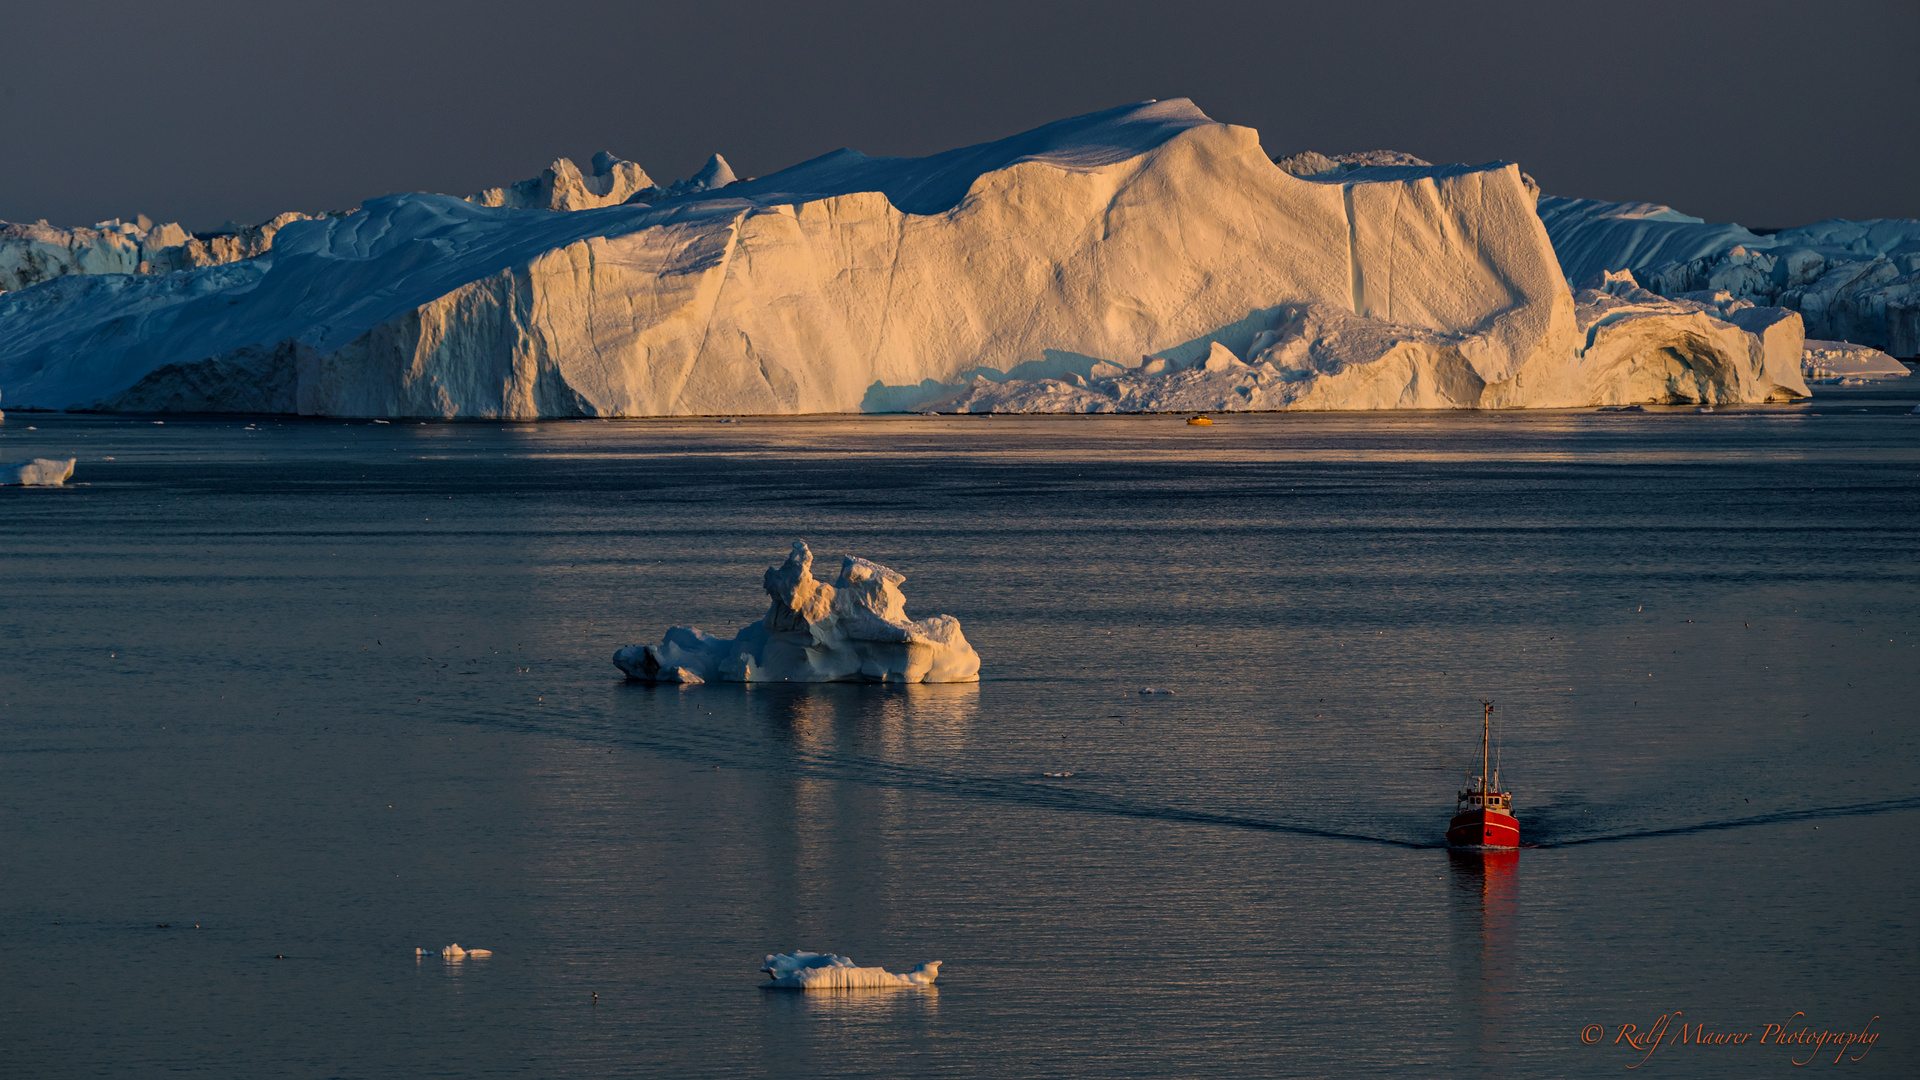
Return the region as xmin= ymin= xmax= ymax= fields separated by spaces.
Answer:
xmin=1138 ymin=687 xmax=1174 ymax=695
xmin=465 ymin=949 xmax=492 ymax=957
xmin=1042 ymin=771 xmax=1074 ymax=778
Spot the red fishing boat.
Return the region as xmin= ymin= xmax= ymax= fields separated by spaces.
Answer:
xmin=1447 ymin=700 xmax=1519 ymax=849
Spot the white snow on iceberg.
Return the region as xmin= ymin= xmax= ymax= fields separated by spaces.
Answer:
xmin=614 ymin=541 xmax=980 ymax=684
xmin=760 ymin=952 xmax=941 ymax=989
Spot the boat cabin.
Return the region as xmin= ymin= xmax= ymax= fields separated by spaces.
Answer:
xmin=1457 ymin=782 xmax=1512 ymax=813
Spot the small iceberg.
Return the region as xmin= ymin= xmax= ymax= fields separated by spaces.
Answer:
xmin=435 ymin=943 xmax=492 ymax=959
xmin=615 ymin=541 xmax=980 ymax=684
xmin=760 ymin=951 xmax=941 ymax=989
xmin=3 ymin=458 xmax=75 ymax=486
xmin=1138 ymin=687 xmax=1174 ymax=695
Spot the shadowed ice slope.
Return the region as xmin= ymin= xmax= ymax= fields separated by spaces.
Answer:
xmin=0 ymin=100 xmax=1805 ymax=415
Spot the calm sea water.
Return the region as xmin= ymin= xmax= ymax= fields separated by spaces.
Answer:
xmin=2 ymin=392 xmax=1917 ymax=1078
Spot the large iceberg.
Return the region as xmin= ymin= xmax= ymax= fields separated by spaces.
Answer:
xmin=760 ymin=952 xmax=941 ymax=989
xmin=1539 ymin=196 xmax=1920 ymax=357
xmin=0 ymin=100 xmax=1811 ymax=414
xmin=614 ymin=541 xmax=980 ymax=684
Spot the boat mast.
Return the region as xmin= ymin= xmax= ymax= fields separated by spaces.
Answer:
xmin=1481 ymin=700 xmax=1492 ymax=799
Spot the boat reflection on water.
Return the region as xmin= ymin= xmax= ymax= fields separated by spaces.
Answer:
xmin=1448 ymin=848 xmax=1519 ymax=1063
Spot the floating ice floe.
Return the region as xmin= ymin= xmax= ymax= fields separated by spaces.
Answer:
xmin=429 ymin=944 xmax=491 ymax=959
xmin=1139 ymin=687 xmax=1174 ymax=695
xmin=3 ymin=457 xmax=75 ymax=485
xmin=614 ymin=541 xmax=980 ymax=684
xmin=760 ymin=951 xmax=941 ymax=989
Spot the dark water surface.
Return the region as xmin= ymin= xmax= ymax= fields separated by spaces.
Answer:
xmin=2 ymin=395 xmax=1917 ymax=1077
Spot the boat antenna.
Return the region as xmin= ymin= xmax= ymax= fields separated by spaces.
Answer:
xmin=1481 ymin=700 xmax=1492 ymax=799
xmin=1494 ymin=715 xmax=1503 ymax=791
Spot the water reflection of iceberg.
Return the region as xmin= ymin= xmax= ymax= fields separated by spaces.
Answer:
xmin=759 ymin=981 xmax=941 ymax=1024
xmin=749 ymin=681 xmax=982 ymax=758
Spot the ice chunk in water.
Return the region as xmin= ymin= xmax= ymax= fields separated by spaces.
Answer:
xmin=3 ymin=458 xmax=75 ymax=486
xmin=614 ymin=541 xmax=980 ymax=684
xmin=760 ymin=951 xmax=941 ymax=989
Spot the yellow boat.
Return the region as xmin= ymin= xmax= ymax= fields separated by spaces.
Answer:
xmin=1186 ymin=415 xmax=1212 ymax=426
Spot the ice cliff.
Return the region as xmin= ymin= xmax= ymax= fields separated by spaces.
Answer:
xmin=1540 ymin=196 xmax=1920 ymax=357
xmin=0 ymin=100 xmax=1810 ymax=414
xmin=614 ymin=541 xmax=980 ymax=684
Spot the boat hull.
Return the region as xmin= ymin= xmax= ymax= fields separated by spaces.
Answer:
xmin=1447 ymin=808 xmax=1520 ymax=848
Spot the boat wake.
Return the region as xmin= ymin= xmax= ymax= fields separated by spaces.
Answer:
xmin=439 ymin=687 xmax=1920 ymax=854
xmin=1527 ymin=794 xmax=1920 ymax=848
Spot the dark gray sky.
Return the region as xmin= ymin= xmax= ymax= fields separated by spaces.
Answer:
xmin=3 ymin=0 xmax=1914 ymax=232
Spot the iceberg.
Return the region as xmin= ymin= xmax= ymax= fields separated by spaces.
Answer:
xmin=614 ymin=541 xmax=980 ymax=684
xmin=0 ymin=100 xmax=1817 ymax=414
xmin=760 ymin=952 xmax=941 ymax=989
xmin=3 ymin=457 xmax=75 ymax=486
xmin=1539 ymin=195 xmax=1920 ymax=357
xmin=1801 ymin=340 xmax=1910 ymax=382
